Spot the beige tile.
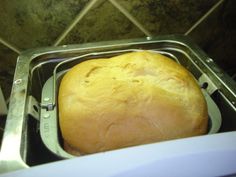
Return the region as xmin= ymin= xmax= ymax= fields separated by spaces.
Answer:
xmin=61 ymin=0 xmax=145 ymax=45
xmin=0 ymin=0 xmax=90 ymax=50
xmin=117 ymin=0 xmax=218 ymax=35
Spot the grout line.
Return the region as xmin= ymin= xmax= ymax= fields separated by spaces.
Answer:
xmin=108 ymin=0 xmax=153 ymax=37
xmin=53 ymin=0 xmax=99 ymax=46
xmin=185 ymin=0 xmax=225 ymax=35
xmin=0 ymin=36 xmax=21 ymax=54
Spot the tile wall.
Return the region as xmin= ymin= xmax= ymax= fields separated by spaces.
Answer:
xmin=0 ymin=0 xmax=235 ymax=101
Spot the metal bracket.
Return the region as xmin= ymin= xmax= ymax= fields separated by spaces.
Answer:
xmin=202 ymin=89 xmax=222 ymax=133
xmin=27 ymin=96 xmax=40 ymax=121
xmin=198 ymin=73 xmax=218 ymax=95
xmin=41 ymin=103 xmax=55 ymax=111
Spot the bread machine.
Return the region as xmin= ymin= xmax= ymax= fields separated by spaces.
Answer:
xmin=0 ymin=35 xmax=236 ymax=174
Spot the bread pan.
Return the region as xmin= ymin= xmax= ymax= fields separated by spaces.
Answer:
xmin=40 ymin=48 xmax=222 ymax=159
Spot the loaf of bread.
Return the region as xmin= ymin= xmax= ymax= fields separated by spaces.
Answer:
xmin=59 ymin=51 xmax=208 ymax=155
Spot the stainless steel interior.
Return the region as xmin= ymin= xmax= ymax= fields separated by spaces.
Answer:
xmin=0 ymin=35 xmax=236 ymax=173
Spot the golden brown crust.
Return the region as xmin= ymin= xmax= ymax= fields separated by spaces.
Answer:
xmin=59 ymin=51 xmax=208 ymax=155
